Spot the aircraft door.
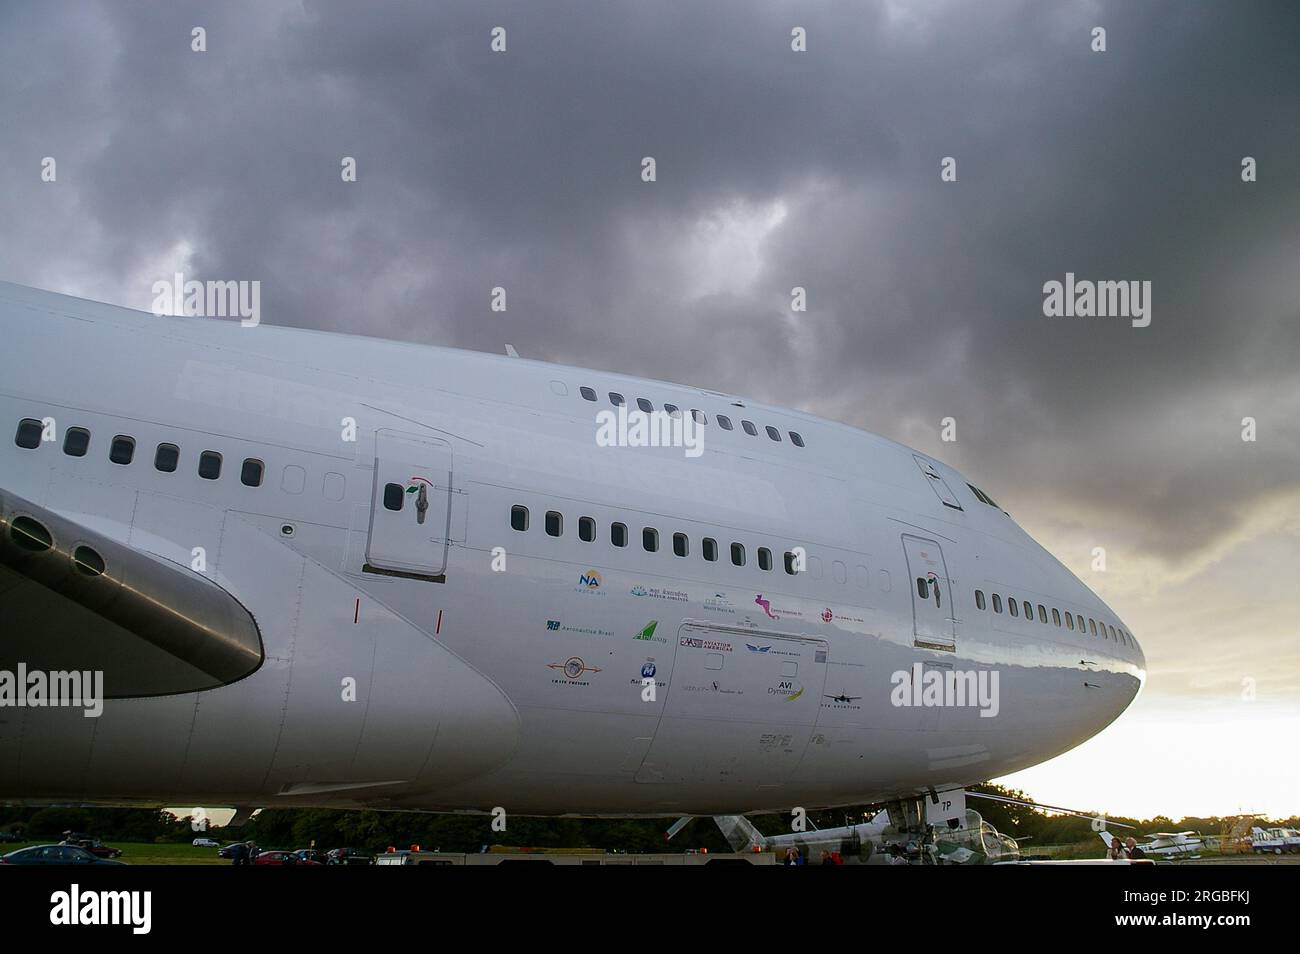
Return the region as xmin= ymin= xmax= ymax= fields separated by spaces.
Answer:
xmin=365 ymin=430 xmax=452 ymax=579
xmin=902 ymin=534 xmax=955 ymax=651
xmin=635 ymin=622 xmax=828 ymax=786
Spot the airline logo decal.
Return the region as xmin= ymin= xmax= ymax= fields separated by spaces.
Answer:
xmin=754 ymin=594 xmax=805 ymax=620
xmin=547 ymin=656 xmax=602 ymax=685
xmin=630 ymin=584 xmax=688 ymax=602
xmin=679 ymin=636 xmax=732 ymax=652
xmin=574 ymin=570 xmax=607 ymax=597
xmin=703 ymin=592 xmax=737 ymax=614
xmin=632 ymin=620 xmax=665 ymax=643
xmin=768 ymin=680 xmax=804 ymax=701
xmin=822 ymin=692 xmax=863 ymax=711
xmin=745 ymin=642 xmax=800 ymax=658
xmin=633 ymin=659 xmax=666 ymax=689
xmin=545 ymin=620 xmax=613 ymax=637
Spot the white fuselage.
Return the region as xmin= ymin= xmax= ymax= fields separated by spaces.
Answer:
xmin=0 ymin=284 xmax=1145 ymax=815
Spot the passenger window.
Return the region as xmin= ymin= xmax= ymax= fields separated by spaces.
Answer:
xmin=765 ymin=426 xmax=781 ymax=442
xmin=609 ymin=392 xmax=625 ymax=407
xmin=730 ymin=543 xmax=745 ymax=566
xmin=975 ymin=590 xmax=986 ymax=610
xmin=1051 ymin=608 xmax=1061 ymax=627
xmin=545 ymin=511 xmax=563 ymax=537
xmin=702 ymin=537 xmax=718 ymax=562
xmin=1023 ymin=600 xmax=1032 ymax=620
xmin=510 ymin=505 xmax=529 ymax=531
xmin=241 ymin=458 xmax=264 ymax=487
xmin=664 ymin=404 xmax=680 ymax=417
xmin=717 ymin=415 xmax=733 ymax=430
xmin=992 ymin=594 xmax=1002 ymax=614
xmin=155 ymin=443 xmax=179 ymax=473
xmin=198 ymin=451 xmax=222 ymax=480
xmin=578 ymin=516 xmax=595 ymax=542
xmin=637 ymin=397 xmax=653 ymax=413
xmin=758 ymin=547 xmax=772 ymax=570
xmin=611 ymin=522 xmax=627 ymax=547
xmin=1065 ymin=613 xmax=1074 ymax=630
xmin=1109 ymin=625 xmax=1116 ymax=640
xmin=1089 ymin=619 xmax=1097 ymax=636
xmin=1076 ymin=614 xmax=1085 ymax=631
xmin=14 ymin=418 xmax=43 ymax=449
xmin=642 ymin=527 xmax=658 ymax=552
xmin=789 ymin=431 xmax=804 ymax=447
xmin=1009 ymin=598 xmax=1018 ymax=617
xmin=692 ymin=409 xmax=707 ymax=425
xmin=833 ymin=560 xmax=847 ymax=583
xmin=1037 ymin=604 xmax=1047 ymax=623
xmin=741 ymin=420 xmax=758 ymax=436
xmin=673 ymin=533 xmax=688 ymax=557
xmin=580 ymin=387 xmax=596 ymax=401
xmin=383 ymin=483 xmax=404 ymax=511
xmin=63 ymin=427 xmax=90 ymax=457
xmin=109 ymin=435 xmax=135 ymax=465
xmin=784 ymin=551 xmax=801 ymax=574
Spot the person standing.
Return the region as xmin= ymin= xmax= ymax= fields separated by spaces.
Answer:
xmin=1108 ymin=836 xmax=1126 ymax=861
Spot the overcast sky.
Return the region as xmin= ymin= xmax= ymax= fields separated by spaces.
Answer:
xmin=2 ymin=0 xmax=1297 ymax=818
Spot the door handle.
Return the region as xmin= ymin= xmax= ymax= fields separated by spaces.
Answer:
xmin=415 ymin=483 xmax=428 ymax=525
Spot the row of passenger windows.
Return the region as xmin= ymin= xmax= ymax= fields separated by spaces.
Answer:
xmin=510 ymin=504 xmax=801 ymax=573
xmin=14 ymin=418 xmax=266 ymax=487
xmin=974 ymin=588 xmax=1133 ymax=646
xmin=576 ymin=386 xmax=805 ymax=448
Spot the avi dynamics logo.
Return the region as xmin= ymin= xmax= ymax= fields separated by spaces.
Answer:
xmin=890 ymin=663 xmax=1000 ymax=718
xmin=768 ymin=680 xmax=804 ymax=701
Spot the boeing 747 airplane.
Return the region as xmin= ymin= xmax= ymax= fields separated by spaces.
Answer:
xmin=0 ymin=282 xmax=1144 ymax=825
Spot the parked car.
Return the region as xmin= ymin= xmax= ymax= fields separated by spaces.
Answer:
xmin=326 ymin=847 xmax=374 ymax=865
xmin=292 ymin=849 xmax=326 ymax=864
xmin=254 ymin=850 xmax=321 ymax=866
xmin=59 ymin=833 xmax=122 ymax=859
xmin=193 ymin=837 xmax=221 ymax=848
xmin=2 ymin=844 xmax=125 ymax=865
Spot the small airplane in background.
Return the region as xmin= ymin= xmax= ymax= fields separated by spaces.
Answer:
xmin=1100 ymin=829 xmax=1202 ymax=858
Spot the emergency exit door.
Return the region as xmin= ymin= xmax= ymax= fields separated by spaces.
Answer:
xmin=365 ymin=430 xmax=453 ymax=580
xmin=902 ymin=534 xmax=955 ymax=651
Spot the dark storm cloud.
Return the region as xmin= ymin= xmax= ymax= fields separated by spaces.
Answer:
xmin=2 ymin=0 xmax=1298 ymax=574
